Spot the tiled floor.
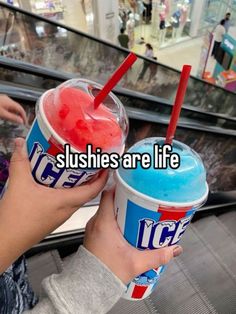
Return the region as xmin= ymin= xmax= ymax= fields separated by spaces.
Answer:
xmin=132 ymin=23 xmax=216 ymax=77
xmin=61 ymin=1 xmax=88 ymax=34
xmin=59 ymin=6 xmax=215 ymax=79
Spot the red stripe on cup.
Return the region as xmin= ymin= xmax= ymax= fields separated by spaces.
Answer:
xmin=131 ymin=285 xmax=148 ymax=299
xmin=158 ymin=208 xmax=189 ymax=221
xmin=47 ymin=138 xmax=63 ymax=155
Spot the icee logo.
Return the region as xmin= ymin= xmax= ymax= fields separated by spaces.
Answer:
xmin=133 ymin=268 xmax=161 ymax=286
xmin=29 ymin=142 xmax=95 ymax=188
xmin=137 ymin=215 xmax=192 ymax=249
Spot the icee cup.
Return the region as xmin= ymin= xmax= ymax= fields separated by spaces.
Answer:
xmin=26 ymin=79 xmax=128 ymax=188
xmin=114 ymin=137 xmax=209 ymax=301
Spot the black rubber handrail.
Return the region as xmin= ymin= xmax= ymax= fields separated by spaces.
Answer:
xmin=0 ymin=56 xmax=73 ymax=81
xmin=125 ymin=106 xmax=236 ymax=137
xmin=2 ymin=83 xmax=236 ymax=137
xmin=1 ymin=56 xmax=236 ymax=123
xmin=1 ymin=0 xmax=236 ymax=98
xmin=114 ymin=87 xmax=236 ymax=123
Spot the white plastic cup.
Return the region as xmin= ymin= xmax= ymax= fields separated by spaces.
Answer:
xmin=114 ymin=143 xmax=208 ymax=300
xmin=26 ymin=79 xmax=128 ymax=188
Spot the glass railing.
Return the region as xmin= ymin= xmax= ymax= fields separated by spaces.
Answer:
xmin=1 ymin=58 xmax=235 ymax=133
xmin=1 ymin=81 xmax=236 ymax=195
xmin=0 ymin=57 xmax=62 ymax=91
xmin=0 ymin=2 xmax=236 ymax=118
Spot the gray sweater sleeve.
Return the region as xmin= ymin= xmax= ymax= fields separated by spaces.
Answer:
xmin=25 ymin=246 xmax=126 ymax=314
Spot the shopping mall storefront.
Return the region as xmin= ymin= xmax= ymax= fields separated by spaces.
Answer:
xmin=2 ymin=0 xmax=120 ymax=43
xmin=199 ymin=0 xmax=236 ymax=35
xmin=119 ymin=0 xmax=194 ymax=49
xmin=3 ymin=0 xmax=236 ymax=48
xmin=119 ymin=0 xmax=236 ymax=50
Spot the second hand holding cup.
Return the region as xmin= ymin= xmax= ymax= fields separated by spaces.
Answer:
xmin=114 ymin=65 xmax=208 ymax=300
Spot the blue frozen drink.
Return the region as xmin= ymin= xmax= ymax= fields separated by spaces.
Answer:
xmin=114 ymin=137 xmax=208 ymax=300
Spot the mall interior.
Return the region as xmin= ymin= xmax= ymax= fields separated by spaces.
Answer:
xmin=0 ymin=1 xmax=235 ymax=313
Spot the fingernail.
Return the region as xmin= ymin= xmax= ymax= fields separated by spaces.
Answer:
xmin=173 ymin=246 xmax=183 ymax=257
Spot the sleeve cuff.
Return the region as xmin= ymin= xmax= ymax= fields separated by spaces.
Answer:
xmin=42 ymin=245 xmax=126 ymax=313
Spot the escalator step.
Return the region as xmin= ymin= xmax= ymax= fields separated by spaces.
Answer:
xmin=176 ymin=223 xmax=236 ymax=314
xmin=111 ymin=214 xmax=236 ymax=314
xmin=193 ymin=216 xmax=236 ymax=279
xmin=108 ymin=297 xmax=156 ymax=314
xmin=148 ymin=258 xmax=217 ymax=314
xmin=217 ymin=211 xmax=236 ymax=238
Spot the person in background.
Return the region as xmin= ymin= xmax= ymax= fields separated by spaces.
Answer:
xmin=144 ymin=43 xmax=154 ymax=58
xmin=148 ymin=56 xmax=158 ymax=83
xmin=0 ymin=95 xmax=28 ymax=194
xmin=0 ymin=95 xmax=37 ymax=313
xmin=128 ymin=0 xmax=137 ymax=13
xmin=143 ymin=0 xmax=152 ymax=24
xmin=0 ymin=94 xmax=27 ymax=125
xmin=118 ymin=28 xmax=129 ymax=49
xmin=224 ymin=12 xmax=232 ymax=33
xmin=212 ymin=19 xmax=225 ymax=59
xmin=138 ymin=43 xmax=154 ymax=80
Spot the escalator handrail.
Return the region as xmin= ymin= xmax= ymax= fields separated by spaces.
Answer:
xmin=114 ymin=87 xmax=236 ymax=122
xmin=125 ymin=106 xmax=236 ymax=137
xmin=1 ymin=1 xmax=236 ymax=98
xmin=0 ymin=56 xmax=73 ymax=81
xmin=1 ymin=56 xmax=236 ymax=123
xmin=2 ymin=83 xmax=236 ymax=137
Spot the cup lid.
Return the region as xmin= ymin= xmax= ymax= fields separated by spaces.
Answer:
xmin=118 ymin=137 xmax=208 ymax=205
xmin=42 ymin=78 xmax=128 ymax=153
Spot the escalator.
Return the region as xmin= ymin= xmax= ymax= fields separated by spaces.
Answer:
xmin=1 ymin=55 xmax=236 ymax=314
xmin=0 ymin=1 xmax=236 ymax=119
xmin=0 ymin=56 xmax=235 ymax=197
xmin=0 ymin=60 xmax=235 ymax=224
xmin=0 ymin=55 xmax=235 ymax=130
xmin=0 ymin=3 xmax=235 ymax=314
xmin=1 ymin=62 xmax=235 ymax=229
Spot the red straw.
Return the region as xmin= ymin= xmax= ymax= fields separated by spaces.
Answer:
xmin=165 ymin=65 xmax=192 ymax=144
xmin=94 ymin=52 xmax=137 ymax=109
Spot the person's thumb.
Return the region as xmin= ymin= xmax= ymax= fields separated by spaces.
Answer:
xmin=8 ymin=138 xmax=33 ymax=184
xmin=136 ymin=245 xmax=183 ymax=275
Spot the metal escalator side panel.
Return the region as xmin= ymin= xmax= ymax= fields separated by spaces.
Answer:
xmin=149 ymin=258 xmax=218 ymax=314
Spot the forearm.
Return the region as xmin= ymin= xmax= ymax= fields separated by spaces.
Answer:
xmin=0 ymin=196 xmax=60 ymax=274
xmin=0 ymin=224 xmax=27 ymax=274
xmin=25 ymin=246 xmax=126 ymax=314
xmin=0 ymin=210 xmax=41 ymax=274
